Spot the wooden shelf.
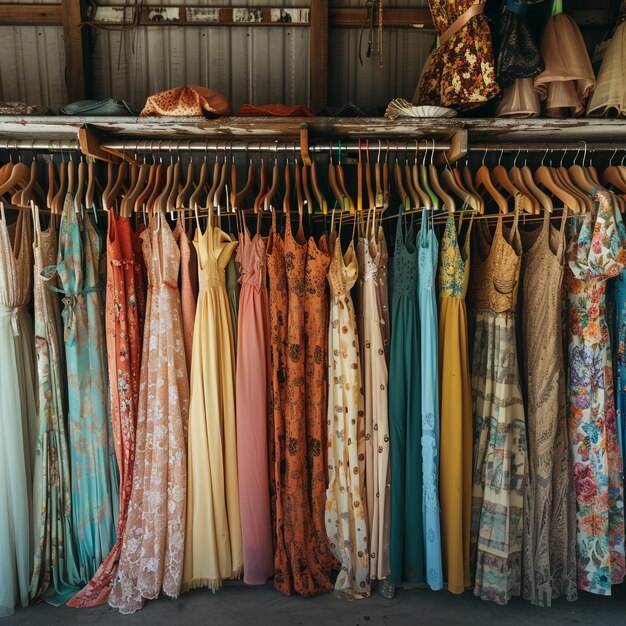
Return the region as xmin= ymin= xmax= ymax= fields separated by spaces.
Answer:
xmin=0 ymin=116 xmax=626 ymax=145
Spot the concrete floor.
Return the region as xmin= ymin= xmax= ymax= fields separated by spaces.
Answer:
xmin=4 ymin=582 xmax=626 ymax=626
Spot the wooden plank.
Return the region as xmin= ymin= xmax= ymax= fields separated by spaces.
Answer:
xmin=0 ymin=3 xmax=63 ymax=25
xmin=309 ymin=0 xmax=329 ymax=112
xmin=446 ymin=128 xmax=468 ymax=163
xmin=330 ymin=8 xmax=433 ymax=29
xmin=61 ymin=0 xmax=87 ymax=101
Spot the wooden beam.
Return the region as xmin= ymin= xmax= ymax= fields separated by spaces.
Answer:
xmin=0 ymin=3 xmax=63 ymax=25
xmin=61 ymin=0 xmax=87 ymax=101
xmin=330 ymin=8 xmax=433 ymax=29
xmin=309 ymin=0 xmax=328 ymax=112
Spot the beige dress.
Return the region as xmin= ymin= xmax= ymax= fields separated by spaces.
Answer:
xmin=108 ymin=214 xmax=189 ymax=614
xmin=519 ymin=211 xmax=577 ymax=607
xmin=359 ymin=234 xmax=391 ymax=581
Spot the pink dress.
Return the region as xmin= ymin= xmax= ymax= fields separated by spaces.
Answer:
xmin=235 ymin=225 xmax=273 ymax=584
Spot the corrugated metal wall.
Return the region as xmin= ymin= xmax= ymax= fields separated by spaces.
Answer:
xmin=0 ymin=0 xmax=435 ymax=112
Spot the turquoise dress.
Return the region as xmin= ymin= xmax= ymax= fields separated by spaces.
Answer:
xmin=417 ymin=207 xmax=443 ymax=590
xmin=46 ymin=195 xmax=118 ymax=584
xmin=388 ymin=206 xmax=423 ymax=584
xmin=610 ymin=269 xmax=626 ymax=469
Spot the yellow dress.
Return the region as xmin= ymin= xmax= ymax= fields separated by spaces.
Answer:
xmin=183 ymin=214 xmax=242 ymax=592
xmin=438 ymin=213 xmax=473 ymax=594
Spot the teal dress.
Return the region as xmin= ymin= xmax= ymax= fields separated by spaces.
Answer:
xmin=46 ymin=195 xmax=118 ymax=584
xmin=388 ymin=206 xmax=423 ymax=584
xmin=417 ymin=208 xmax=443 ymax=590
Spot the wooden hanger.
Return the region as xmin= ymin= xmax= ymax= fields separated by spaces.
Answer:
xmin=189 ymin=156 xmax=209 ymax=211
xmin=507 ymin=149 xmax=539 ymax=214
xmin=328 ymin=146 xmax=345 ymax=211
xmin=374 ymin=140 xmax=384 ymax=208
xmin=74 ymin=158 xmax=86 ymax=214
xmin=283 ymin=157 xmax=292 ymax=213
xmin=441 ymin=166 xmax=475 ymax=212
xmin=166 ymin=157 xmax=181 ymax=216
xmin=46 ymin=160 xmax=57 ymax=212
xmin=124 ymin=161 xmax=149 ymax=217
xmin=213 ymin=152 xmax=229 ymax=211
xmin=554 ymin=150 xmax=592 ymax=211
xmin=534 ymin=151 xmax=581 ymax=213
xmin=264 ymin=154 xmax=280 ymax=211
xmin=254 ymin=160 xmax=269 ymax=213
xmin=104 ymin=160 xmax=128 ymax=212
xmin=295 ymin=158 xmax=304 ymax=228
xmin=233 ymin=156 xmax=255 ymax=210
xmin=394 ymin=158 xmax=409 ymax=211
xmin=491 ymin=148 xmax=533 ymax=213
xmin=51 ymin=158 xmax=68 ymax=214
xmin=411 ymin=142 xmax=431 ymax=209
xmin=365 ymin=141 xmax=375 ymax=211
xmin=474 ymin=149 xmax=508 ymax=213
xmin=602 ymin=148 xmax=626 ymax=193
xmin=309 ymin=154 xmax=326 ymax=214
xmin=146 ymin=162 xmax=165 ymax=214
xmin=302 ymin=159 xmax=314 ymax=215
xmin=461 ymin=163 xmax=484 ymax=214
xmin=335 ymin=142 xmax=354 ymax=213
xmin=134 ymin=160 xmax=156 ymax=215
xmin=177 ymin=161 xmax=195 ymax=209
xmin=403 ymin=159 xmax=420 ymax=210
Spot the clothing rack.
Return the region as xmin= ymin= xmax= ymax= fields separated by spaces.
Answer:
xmin=1 ymin=139 xmax=624 ymax=155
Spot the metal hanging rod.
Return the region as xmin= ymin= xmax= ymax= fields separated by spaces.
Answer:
xmin=469 ymin=143 xmax=622 ymax=153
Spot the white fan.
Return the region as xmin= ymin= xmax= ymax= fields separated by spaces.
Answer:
xmin=384 ymin=98 xmax=457 ymax=119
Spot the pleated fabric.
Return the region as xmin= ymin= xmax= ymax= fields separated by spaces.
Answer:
xmin=183 ymin=215 xmax=242 ymax=591
xmin=235 ymin=226 xmax=273 ymax=585
xmin=0 ymin=207 xmax=37 ymax=617
xmin=438 ymin=214 xmax=473 ymax=595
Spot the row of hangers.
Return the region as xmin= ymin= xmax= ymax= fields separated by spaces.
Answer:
xmin=2 ymin=141 xmax=626 ymax=224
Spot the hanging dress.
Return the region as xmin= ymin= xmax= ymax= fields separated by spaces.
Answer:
xmin=266 ymin=217 xmax=291 ymax=593
xmin=374 ymin=225 xmax=390 ymax=360
xmin=388 ymin=206 xmax=423 ymax=585
xmin=359 ymin=226 xmax=391 ymax=582
xmin=30 ymin=209 xmax=80 ymax=606
xmin=303 ymin=233 xmax=336 ymax=573
xmin=227 ymin=232 xmax=240 ymax=349
xmin=235 ymin=222 xmax=273 ymax=585
xmin=438 ymin=213 xmax=473 ymax=594
xmin=45 ymin=194 xmax=117 ymax=585
xmin=469 ymin=210 xmax=527 ymax=605
xmin=68 ymin=211 xmax=144 ymax=607
xmin=108 ymin=212 xmax=189 ymax=614
xmin=0 ymin=206 xmax=37 ymax=617
xmin=183 ymin=212 xmax=242 ymax=592
xmin=519 ymin=209 xmax=577 ymax=607
xmin=566 ymin=187 xmax=626 ymax=595
xmin=417 ymin=207 xmax=443 ymax=591
xmin=612 ymin=264 xmax=626 ymax=471
xmin=174 ymin=218 xmax=198 ymax=375
xmin=325 ymin=235 xmax=370 ymax=598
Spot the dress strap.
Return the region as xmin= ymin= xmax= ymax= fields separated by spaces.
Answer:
xmin=508 ymin=195 xmax=521 ymax=246
xmin=395 ymin=204 xmax=405 ymax=247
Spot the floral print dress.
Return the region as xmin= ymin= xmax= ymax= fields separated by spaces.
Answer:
xmin=325 ymin=236 xmax=370 ymax=599
xmin=567 ymin=187 xmax=626 ymax=595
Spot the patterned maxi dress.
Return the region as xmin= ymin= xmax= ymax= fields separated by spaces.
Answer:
xmin=358 ymin=232 xmax=391 ymax=581
xmin=469 ymin=213 xmax=527 ymax=605
xmin=304 ymin=234 xmax=335 ymax=574
xmin=109 ymin=213 xmax=189 ymax=613
xmin=519 ymin=210 xmax=577 ymax=607
xmin=438 ymin=214 xmax=473 ymax=595
xmin=417 ymin=209 xmax=443 ymax=590
xmin=69 ymin=211 xmax=144 ymax=606
xmin=45 ymin=194 xmax=117 ymax=585
xmin=567 ymin=187 xmax=626 ymax=595
xmin=30 ymin=209 xmax=80 ymax=605
xmin=235 ymin=225 xmax=273 ymax=585
xmin=0 ymin=207 xmax=37 ymax=617
xmin=325 ymin=237 xmax=370 ymax=598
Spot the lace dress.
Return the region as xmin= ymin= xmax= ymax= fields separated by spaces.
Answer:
xmin=109 ymin=213 xmax=189 ymax=613
xmin=566 ymin=187 xmax=626 ymax=595
xmin=469 ymin=213 xmax=528 ymax=605
xmin=0 ymin=207 xmax=37 ymax=617
xmin=417 ymin=209 xmax=443 ymax=590
xmin=438 ymin=214 xmax=473 ymax=594
xmin=519 ymin=210 xmax=577 ymax=607
xmin=325 ymin=236 xmax=370 ymax=598
xmin=388 ymin=207 xmax=423 ymax=585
